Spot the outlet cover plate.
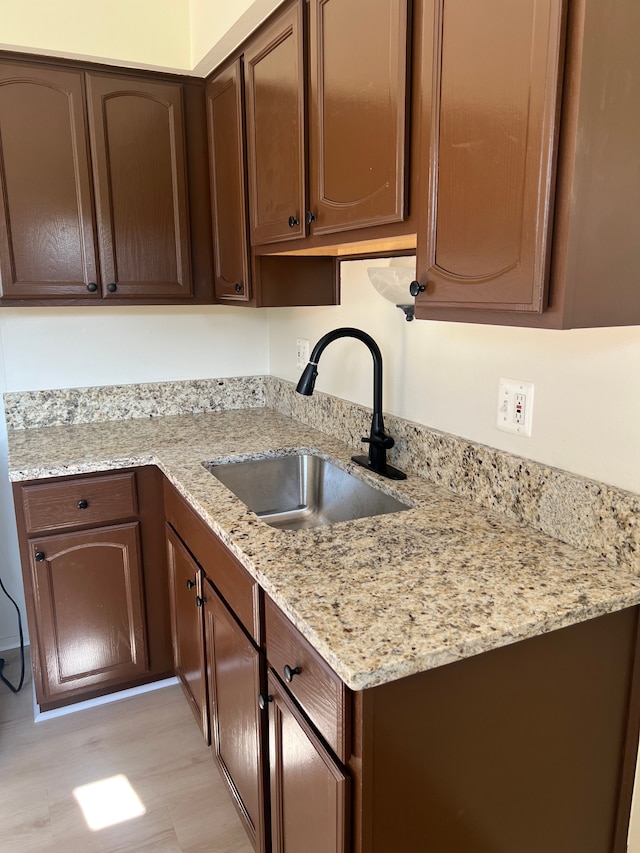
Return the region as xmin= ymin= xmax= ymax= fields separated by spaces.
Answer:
xmin=497 ymin=378 xmax=534 ymax=437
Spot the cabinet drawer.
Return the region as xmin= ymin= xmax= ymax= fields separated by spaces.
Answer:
xmin=21 ymin=472 xmax=138 ymax=533
xmin=164 ymin=479 xmax=261 ymax=644
xmin=265 ymin=596 xmax=350 ymax=762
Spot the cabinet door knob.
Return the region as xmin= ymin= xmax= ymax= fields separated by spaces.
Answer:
xmin=195 ymin=595 xmax=205 ymax=608
xmin=107 ymin=283 xmax=117 ymax=293
xmin=234 ymin=283 xmax=244 ymax=294
xmin=87 ymin=282 xmax=98 ymax=293
xmin=305 ymin=210 xmax=317 ymax=225
xmin=186 ymin=579 xmax=196 ymax=590
xmin=77 ymin=499 xmax=89 ymax=510
xmin=34 ymin=551 xmax=45 ymax=562
xmin=258 ymin=693 xmax=273 ymax=710
xmin=409 ymin=280 xmax=426 ymax=297
xmin=283 ymin=664 xmax=301 ymax=683
xmin=288 ymin=215 xmax=299 ymax=228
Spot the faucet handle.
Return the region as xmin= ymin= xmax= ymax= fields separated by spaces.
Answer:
xmin=362 ymin=433 xmax=395 ymax=450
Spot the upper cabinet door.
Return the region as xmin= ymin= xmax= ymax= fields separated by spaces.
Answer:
xmin=86 ymin=74 xmax=192 ymax=298
xmin=308 ymin=0 xmax=409 ymax=235
xmin=244 ymin=2 xmax=306 ymax=245
xmin=206 ymin=61 xmax=252 ymax=303
xmin=0 ymin=63 xmax=99 ymax=300
xmin=417 ymin=0 xmax=565 ymax=313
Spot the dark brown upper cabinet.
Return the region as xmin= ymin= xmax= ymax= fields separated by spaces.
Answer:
xmin=244 ymin=2 xmax=306 ymax=245
xmin=86 ymin=74 xmax=192 ymax=299
xmin=243 ymin=0 xmax=410 ymax=248
xmin=0 ymin=59 xmax=206 ymax=305
xmin=0 ymin=63 xmax=99 ymax=300
xmin=415 ymin=0 xmax=563 ymax=315
xmin=307 ymin=0 xmax=409 ymax=236
xmin=206 ymin=60 xmax=252 ymax=303
xmin=413 ymin=0 xmax=640 ymax=329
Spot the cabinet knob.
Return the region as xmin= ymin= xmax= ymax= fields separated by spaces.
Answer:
xmin=186 ymin=579 xmax=196 ymax=590
xmin=34 ymin=551 xmax=45 ymax=562
xmin=196 ymin=595 xmax=205 ymax=608
xmin=283 ymin=664 xmax=301 ymax=683
xmin=87 ymin=282 xmax=98 ymax=293
xmin=234 ymin=283 xmax=244 ymax=294
xmin=409 ymin=280 xmax=426 ymax=297
xmin=288 ymin=215 xmax=299 ymax=228
xmin=107 ymin=283 xmax=117 ymax=293
xmin=305 ymin=210 xmax=317 ymax=226
xmin=258 ymin=693 xmax=273 ymax=710
xmin=77 ymin=499 xmax=89 ymax=510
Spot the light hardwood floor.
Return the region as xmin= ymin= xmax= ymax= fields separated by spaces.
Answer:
xmin=0 ymin=648 xmax=254 ymax=852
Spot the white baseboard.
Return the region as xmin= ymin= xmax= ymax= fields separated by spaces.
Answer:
xmin=0 ymin=639 xmax=29 ymax=653
xmin=33 ymin=676 xmax=179 ymax=723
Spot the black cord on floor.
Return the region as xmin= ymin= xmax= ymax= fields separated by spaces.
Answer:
xmin=0 ymin=574 xmax=25 ymax=693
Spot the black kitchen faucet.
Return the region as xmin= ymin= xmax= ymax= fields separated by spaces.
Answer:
xmin=296 ymin=327 xmax=406 ymax=481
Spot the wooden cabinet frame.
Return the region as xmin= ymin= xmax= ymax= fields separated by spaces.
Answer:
xmin=244 ymin=1 xmax=307 ymax=245
xmin=0 ymin=55 xmax=213 ymax=306
xmin=11 ymin=466 xmax=172 ymax=712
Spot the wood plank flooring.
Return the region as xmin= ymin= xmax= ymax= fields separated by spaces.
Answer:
xmin=0 ymin=648 xmax=253 ymax=852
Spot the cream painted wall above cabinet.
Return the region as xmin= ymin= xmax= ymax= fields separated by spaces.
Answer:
xmin=0 ymin=0 xmax=191 ymax=71
xmin=190 ymin=0 xmax=283 ymax=75
xmin=268 ymin=259 xmax=640 ymax=496
xmin=0 ymin=0 xmax=283 ymax=74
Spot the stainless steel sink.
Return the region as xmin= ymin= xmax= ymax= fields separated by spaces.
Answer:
xmin=204 ymin=452 xmax=410 ymax=530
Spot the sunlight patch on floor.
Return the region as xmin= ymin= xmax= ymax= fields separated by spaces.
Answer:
xmin=72 ymin=774 xmax=146 ymax=831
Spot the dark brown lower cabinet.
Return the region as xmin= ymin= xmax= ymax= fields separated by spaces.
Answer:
xmin=164 ymin=477 xmax=640 ymax=853
xmin=267 ymin=670 xmax=350 ymax=853
xmin=28 ymin=522 xmax=148 ymax=700
xmin=351 ymin=606 xmax=640 ymax=853
xmin=166 ymin=525 xmax=209 ymax=742
xmin=12 ymin=467 xmax=172 ymax=712
xmin=204 ymin=578 xmax=267 ymax=852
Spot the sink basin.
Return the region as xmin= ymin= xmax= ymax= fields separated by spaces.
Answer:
xmin=204 ymin=452 xmax=410 ymax=530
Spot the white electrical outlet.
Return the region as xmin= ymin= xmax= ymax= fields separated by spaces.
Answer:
xmin=296 ymin=338 xmax=310 ymax=370
xmin=497 ymin=378 xmax=534 ymax=437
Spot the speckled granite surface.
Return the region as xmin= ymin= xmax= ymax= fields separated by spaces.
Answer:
xmin=266 ymin=377 xmax=640 ymax=573
xmin=3 ymin=376 xmax=266 ymax=429
xmin=6 ymin=405 xmax=640 ymax=691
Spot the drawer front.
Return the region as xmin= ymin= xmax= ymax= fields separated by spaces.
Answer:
xmin=21 ymin=472 xmax=138 ymax=533
xmin=164 ymin=479 xmax=261 ymax=644
xmin=265 ymin=596 xmax=349 ymax=762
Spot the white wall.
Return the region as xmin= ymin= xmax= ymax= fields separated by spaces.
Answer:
xmin=189 ymin=0 xmax=282 ymax=75
xmin=0 ymin=0 xmax=191 ymax=73
xmin=0 ymin=306 xmax=270 ymax=649
xmin=0 ymin=0 xmax=283 ymax=75
xmin=268 ymin=258 xmax=640 ymax=496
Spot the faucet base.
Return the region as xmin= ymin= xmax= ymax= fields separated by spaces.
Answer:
xmin=352 ymin=455 xmax=407 ymax=481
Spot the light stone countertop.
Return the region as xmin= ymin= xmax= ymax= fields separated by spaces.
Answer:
xmin=7 ymin=407 xmax=640 ymax=691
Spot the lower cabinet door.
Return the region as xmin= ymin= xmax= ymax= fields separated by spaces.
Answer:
xmin=29 ymin=522 xmax=148 ymax=701
xmin=205 ymin=579 xmax=267 ymax=852
xmin=267 ymin=670 xmax=350 ymax=853
xmin=166 ymin=525 xmax=209 ymax=741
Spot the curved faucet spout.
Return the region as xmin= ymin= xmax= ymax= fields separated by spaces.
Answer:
xmin=295 ymin=327 xmax=406 ymax=481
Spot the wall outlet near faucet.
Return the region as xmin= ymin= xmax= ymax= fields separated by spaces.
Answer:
xmin=497 ymin=378 xmax=534 ymax=437
xmin=296 ymin=338 xmax=310 ymax=370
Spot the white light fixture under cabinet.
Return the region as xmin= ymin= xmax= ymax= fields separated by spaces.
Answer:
xmin=367 ymin=258 xmax=418 ymax=321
